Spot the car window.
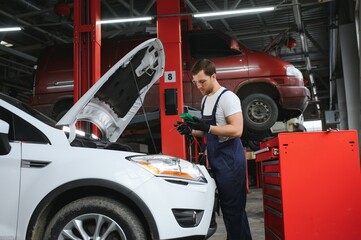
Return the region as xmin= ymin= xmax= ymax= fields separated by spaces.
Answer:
xmin=0 ymin=106 xmax=50 ymax=144
xmin=189 ymin=32 xmax=241 ymax=58
xmin=0 ymin=106 xmax=15 ymax=140
xmin=0 ymin=93 xmax=56 ymax=127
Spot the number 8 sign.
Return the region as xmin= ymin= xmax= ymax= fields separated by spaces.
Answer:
xmin=164 ymin=71 xmax=176 ymax=83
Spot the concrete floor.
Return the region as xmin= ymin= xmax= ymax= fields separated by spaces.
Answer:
xmin=208 ymin=187 xmax=265 ymax=240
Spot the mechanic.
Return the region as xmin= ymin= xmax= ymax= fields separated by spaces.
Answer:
xmin=176 ymin=59 xmax=252 ymax=240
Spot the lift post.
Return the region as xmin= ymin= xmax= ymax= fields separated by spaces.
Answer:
xmin=73 ymin=0 xmax=101 ymax=133
xmin=157 ymin=0 xmax=187 ymax=158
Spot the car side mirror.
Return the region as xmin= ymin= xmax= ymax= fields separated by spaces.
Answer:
xmin=229 ymin=39 xmax=241 ymax=53
xmin=0 ymin=120 xmax=11 ymax=155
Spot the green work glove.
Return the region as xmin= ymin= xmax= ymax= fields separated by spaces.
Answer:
xmin=186 ymin=117 xmax=211 ymax=133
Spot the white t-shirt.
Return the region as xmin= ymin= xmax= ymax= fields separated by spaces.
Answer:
xmin=201 ymin=87 xmax=242 ymax=141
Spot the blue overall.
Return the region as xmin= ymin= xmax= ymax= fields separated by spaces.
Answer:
xmin=202 ymin=89 xmax=252 ymax=240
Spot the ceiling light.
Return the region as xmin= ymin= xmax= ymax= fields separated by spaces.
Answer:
xmin=193 ymin=6 xmax=275 ymax=18
xmin=98 ymin=17 xmax=153 ymax=25
xmin=0 ymin=27 xmax=22 ymax=32
xmin=0 ymin=41 xmax=13 ymax=47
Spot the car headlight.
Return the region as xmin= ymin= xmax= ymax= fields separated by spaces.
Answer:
xmin=286 ymin=66 xmax=303 ymax=80
xmin=127 ymin=154 xmax=207 ymax=183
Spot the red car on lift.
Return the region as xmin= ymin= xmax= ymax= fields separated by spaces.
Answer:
xmin=30 ymin=29 xmax=310 ymax=144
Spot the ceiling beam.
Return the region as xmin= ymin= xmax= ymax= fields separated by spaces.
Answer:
xmin=0 ymin=44 xmax=37 ymax=63
xmin=185 ymin=0 xmax=213 ymax=29
xmin=304 ymin=28 xmax=328 ymax=57
xmin=0 ymin=56 xmax=34 ymax=73
xmin=0 ymin=10 xmax=69 ymax=43
xmin=204 ymin=0 xmax=232 ymax=31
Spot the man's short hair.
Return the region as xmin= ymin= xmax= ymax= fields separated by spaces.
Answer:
xmin=191 ymin=59 xmax=216 ymax=76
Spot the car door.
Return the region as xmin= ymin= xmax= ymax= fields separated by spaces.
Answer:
xmin=0 ymin=142 xmax=21 ymax=238
xmin=0 ymin=108 xmax=21 ymax=238
xmin=0 ymin=105 xmax=52 ymax=238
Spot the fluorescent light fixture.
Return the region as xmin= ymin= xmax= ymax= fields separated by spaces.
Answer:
xmin=0 ymin=40 xmax=13 ymax=47
xmin=98 ymin=16 xmax=153 ymax=25
xmin=0 ymin=27 xmax=22 ymax=32
xmin=194 ymin=6 xmax=275 ymax=18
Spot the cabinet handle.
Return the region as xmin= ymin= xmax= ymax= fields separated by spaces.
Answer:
xmin=254 ymin=147 xmax=269 ymax=155
xmin=254 ymin=147 xmax=279 ymax=156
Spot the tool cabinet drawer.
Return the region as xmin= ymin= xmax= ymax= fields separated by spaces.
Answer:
xmin=260 ymin=136 xmax=279 ymax=148
xmin=263 ymin=173 xmax=281 ymax=185
xmin=262 ymin=160 xmax=280 ymax=173
xmin=265 ymin=227 xmax=282 ymax=240
xmin=263 ymin=184 xmax=282 ymax=198
xmin=264 ymin=206 xmax=284 ymax=238
xmin=263 ymin=194 xmax=283 ymax=212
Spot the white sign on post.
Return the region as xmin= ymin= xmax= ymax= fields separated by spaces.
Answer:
xmin=164 ymin=71 xmax=176 ymax=83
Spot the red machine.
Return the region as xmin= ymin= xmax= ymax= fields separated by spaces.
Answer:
xmin=256 ymin=130 xmax=361 ymax=239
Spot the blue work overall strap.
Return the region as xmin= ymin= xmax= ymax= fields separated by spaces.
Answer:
xmin=201 ymin=89 xmax=252 ymax=240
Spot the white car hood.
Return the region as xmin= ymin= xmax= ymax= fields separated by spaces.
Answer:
xmin=56 ymin=38 xmax=165 ymax=143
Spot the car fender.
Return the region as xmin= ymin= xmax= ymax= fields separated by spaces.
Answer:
xmin=25 ymin=178 xmax=159 ymax=240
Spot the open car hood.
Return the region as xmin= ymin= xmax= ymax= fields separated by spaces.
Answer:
xmin=56 ymin=38 xmax=165 ymax=143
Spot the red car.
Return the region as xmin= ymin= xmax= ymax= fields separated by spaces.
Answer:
xmin=30 ymin=29 xmax=310 ymax=141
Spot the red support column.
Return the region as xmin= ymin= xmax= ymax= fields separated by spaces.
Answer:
xmin=73 ymin=0 xmax=101 ymax=133
xmin=73 ymin=1 xmax=101 ymax=102
xmin=157 ymin=0 xmax=186 ymax=159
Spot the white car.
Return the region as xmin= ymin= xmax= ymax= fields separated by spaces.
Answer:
xmin=0 ymin=38 xmax=216 ymax=240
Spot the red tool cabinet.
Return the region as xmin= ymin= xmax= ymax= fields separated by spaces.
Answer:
xmin=256 ymin=130 xmax=361 ymax=240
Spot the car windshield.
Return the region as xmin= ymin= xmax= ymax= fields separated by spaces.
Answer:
xmin=0 ymin=93 xmax=57 ymax=127
xmin=189 ymin=31 xmax=242 ymax=58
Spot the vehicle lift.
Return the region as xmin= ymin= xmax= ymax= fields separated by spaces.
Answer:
xmin=73 ymin=0 xmax=189 ymax=159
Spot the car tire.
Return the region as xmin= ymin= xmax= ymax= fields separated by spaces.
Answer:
xmin=242 ymin=93 xmax=278 ymax=132
xmin=44 ymin=196 xmax=147 ymax=240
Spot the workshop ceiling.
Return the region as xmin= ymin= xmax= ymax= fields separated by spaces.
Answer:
xmin=0 ymin=0 xmax=353 ymax=120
